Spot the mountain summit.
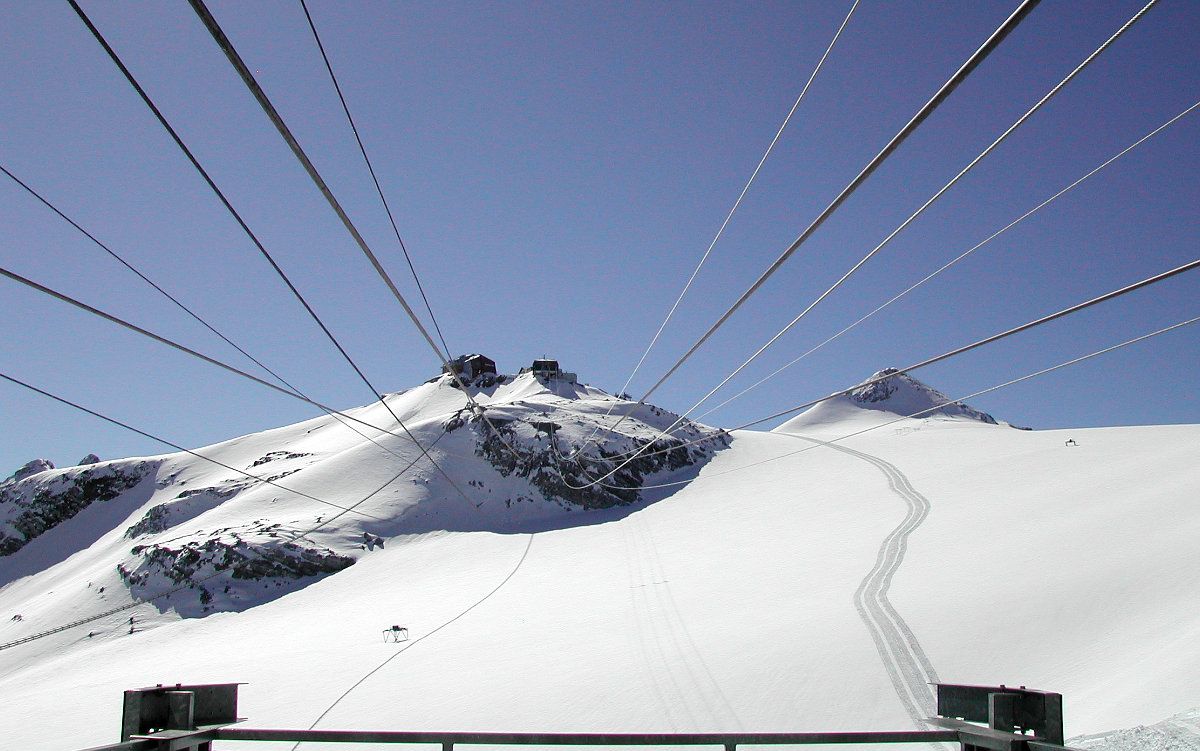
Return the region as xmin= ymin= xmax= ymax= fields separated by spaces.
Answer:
xmin=776 ymin=368 xmax=998 ymax=434
xmin=0 ymin=369 xmax=726 ymax=617
xmin=1 ymin=366 xmax=1197 ymax=751
xmin=844 ymin=368 xmax=997 ymax=423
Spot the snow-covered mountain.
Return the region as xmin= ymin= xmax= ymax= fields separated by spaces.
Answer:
xmin=0 ymin=371 xmax=726 ymax=618
xmin=777 ymin=367 xmax=1001 ymax=433
xmin=1 ymin=368 xmax=1196 ymax=751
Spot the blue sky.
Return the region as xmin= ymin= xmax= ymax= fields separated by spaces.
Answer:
xmin=2 ymin=0 xmax=1198 ymax=472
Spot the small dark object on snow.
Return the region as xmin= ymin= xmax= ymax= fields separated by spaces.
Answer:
xmin=10 ymin=614 xmax=21 ymax=622
xmin=1065 ymin=439 xmax=1078 ymax=447
xmin=383 ymin=625 xmax=409 ymax=642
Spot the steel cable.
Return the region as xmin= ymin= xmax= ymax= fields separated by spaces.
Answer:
xmin=687 ymin=0 xmax=1160 ymax=419
xmin=589 ymin=314 xmax=1200 ymax=491
xmin=560 ymin=256 xmax=1200 ymax=474
xmin=0 ymin=266 xmax=485 ymax=464
xmin=297 ymin=0 xmax=452 ymax=360
xmin=0 ymin=372 xmax=387 ymax=521
xmin=186 ymin=0 xmax=527 ymax=466
xmin=1 ymin=163 xmax=431 ymax=466
xmin=700 ymin=97 xmax=1200 ymax=419
xmin=65 ymin=0 xmax=470 ymax=503
xmin=636 ymin=0 xmax=1042 ymax=404
xmin=572 ymin=0 xmax=1158 ymax=487
xmin=576 ymin=0 xmax=860 ymax=454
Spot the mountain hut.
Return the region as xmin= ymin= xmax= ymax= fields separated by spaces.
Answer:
xmin=521 ymin=358 xmax=578 ymax=384
xmin=444 ymin=353 xmax=497 ymax=381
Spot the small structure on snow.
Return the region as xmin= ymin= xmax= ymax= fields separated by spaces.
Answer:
xmin=444 ymin=354 xmax=497 ymax=381
xmin=383 ymin=625 xmax=409 ymax=642
xmin=521 ymin=358 xmax=577 ymax=384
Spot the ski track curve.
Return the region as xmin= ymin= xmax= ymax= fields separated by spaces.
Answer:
xmin=291 ymin=532 xmax=535 ymax=750
xmin=785 ymin=434 xmax=941 ymax=729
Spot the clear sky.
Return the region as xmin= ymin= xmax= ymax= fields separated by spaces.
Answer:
xmin=2 ymin=0 xmax=1198 ymax=473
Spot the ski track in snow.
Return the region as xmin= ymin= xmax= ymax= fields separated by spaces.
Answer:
xmin=785 ymin=434 xmax=940 ymax=728
xmin=621 ymin=510 xmax=743 ymax=731
xmin=292 ymin=533 xmax=536 ymax=748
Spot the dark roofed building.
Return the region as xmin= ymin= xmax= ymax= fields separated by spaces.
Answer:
xmin=530 ymin=359 xmax=560 ymax=378
xmin=520 ymin=358 xmax=577 ymax=384
xmin=444 ymin=353 xmax=497 ymax=381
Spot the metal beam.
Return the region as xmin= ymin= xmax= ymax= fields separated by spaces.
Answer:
xmin=216 ymin=728 xmax=961 ymax=745
xmin=74 ymin=741 xmax=157 ymax=751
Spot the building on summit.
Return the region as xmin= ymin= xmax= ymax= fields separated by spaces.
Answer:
xmin=444 ymin=354 xmax=497 ymax=381
xmin=520 ymin=358 xmax=577 ymax=384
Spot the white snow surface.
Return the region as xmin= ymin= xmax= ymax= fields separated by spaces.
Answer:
xmin=0 ymin=371 xmax=1197 ymax=751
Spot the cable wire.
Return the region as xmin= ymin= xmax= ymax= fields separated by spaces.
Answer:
xmin=579 ymin=0 xmax=859 ymax=451
xmin=700 ymin=96 xmax=1200 ymax=419
xmin=0 ymin=266 xmax=480 ymax=463
xmin=618 ymin=0 xmax=859 ymax=401
xmin=562 ymin=256 xmax=1200 ymax=475
xmin=690 ymin=0 xmax=1159 ymax=416
xmin=0 ymin=372 xmax=389 ymax=520
xmin=636 ymin=0 xmax=1042 ymax=404
xmin=65 ymin=0 xmax=469 ymax=503
xmin=185 ymin=0 xmax=528 ymax=469
xmin=290 ymin=532 xmax=535 ymax=749
xmin=587 ymin=313 xmax=1200 ymax=491
xmin=1 ymin=162 xmax=428 ymax=466
xmin=297 ymin=0 xmax=452 ymax=360
xmin=187 ymin=0 xmax=451 ymax=368
xmin=584 ymin=0 xmax=1158 ymax=481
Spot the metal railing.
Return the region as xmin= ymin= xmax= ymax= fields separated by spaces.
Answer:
xmin=78 ymin=682 xmax=1080 ymax=751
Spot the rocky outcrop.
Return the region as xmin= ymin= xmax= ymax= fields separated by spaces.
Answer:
xmin=468 ymin=410 xmax=727 ymax=510
xmin=120 ymin=525 xmax=355 ymax=615
xmin=0 ymin=462 xmax=151 ymax=556
xmin=850 ymin=368 xmax=998 ymax=425
xmin=4 ymin=459 xmax=55 ymax=485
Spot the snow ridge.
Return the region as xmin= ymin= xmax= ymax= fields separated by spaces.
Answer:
xmin=848 ymin=369 xmax=998 ymax=424
xmin=0 ymin=372 xmax=727 ymax=622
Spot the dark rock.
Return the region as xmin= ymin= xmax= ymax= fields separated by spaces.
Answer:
xmin=1 ymin=463 xmax=150 ymax=557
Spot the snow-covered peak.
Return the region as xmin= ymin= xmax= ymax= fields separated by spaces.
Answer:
xmin=0 ymin=373 xmax=726 ymax=618
xmin=846 ymin=368 xmax=997 ymax=423
xmin=775 ymin=368 xmax=998 ymax=434
xmin=2 ymin=459 xmax=55 ymax=486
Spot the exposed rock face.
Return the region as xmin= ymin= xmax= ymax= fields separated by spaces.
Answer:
xmin=850 ymin=368 xmax=998 ymax=425
xmin=124 ymin=483 xmax=245 ymax=539
xmin=119 ymin=526 xmax=354 ymax=616
xmin=77 ymin=454 xmax=101 ymax=466
xmin=0 ymin=462 xmax=151 ymax=557
xmin=4 ymin=459 xmax=55 ymax=485
xmin=0 ymin=374 xmax=727 ymax=622
xmin=463 ymin=406 xmax=728 ymax=510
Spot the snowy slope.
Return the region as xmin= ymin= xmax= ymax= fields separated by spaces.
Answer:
xmin=0 ymin=370 xmax=1196 ymax=750
xmin=0 ymin=372 xmax=726 ymax=622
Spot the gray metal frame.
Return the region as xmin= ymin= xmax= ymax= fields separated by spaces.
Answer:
xmin=79 ymin=682 xmax=1084 ymax=751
